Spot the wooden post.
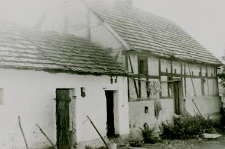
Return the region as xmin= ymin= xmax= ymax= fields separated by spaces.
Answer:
xmin=18 ymin=116 xmax=29 ymax=149
xmin=128 ymin=55 xmax=139 ymax=98
xmin=87 ymin=115 xmax=109 ymax=149
xmin=36 ymin=124 xmax=57 ymax=149
xmin=192 ymin=99 xmax=203 ymax=117
xmin=187 ymin=65 xmax=204 ymax=118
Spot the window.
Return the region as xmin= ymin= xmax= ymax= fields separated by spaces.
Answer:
xmin=139 ymin=57 xmax=148 ymax=75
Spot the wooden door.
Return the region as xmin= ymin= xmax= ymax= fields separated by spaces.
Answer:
xmin=56 ymin=89 xmax=71 ymax=149
xmin=173 ymin=82 xmax=181 ymax=115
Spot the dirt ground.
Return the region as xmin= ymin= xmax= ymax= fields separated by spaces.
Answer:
xmin=142 ymin=138 xmax=225 ymax=149
xmin=119 ymin=137 xmax=225 ymax=149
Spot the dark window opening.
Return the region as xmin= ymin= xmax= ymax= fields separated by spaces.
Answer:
xmin=145 ymin=106 xmax=149 ymax=113
xmin=139 ymin=57 xmax=147 ymax=75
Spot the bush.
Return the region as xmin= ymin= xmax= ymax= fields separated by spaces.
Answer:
xmin=161 ymin=115 xmax=220 ymax=140
xmin=42 ymin=147 xmax=56 ymax=149
xmin=140 ymin=123 xmax=160 ymax=143
xmin=85 ymin=145 xmax=107 ymax=149
xmin=129 ymin=140 xmax=143 ymax=147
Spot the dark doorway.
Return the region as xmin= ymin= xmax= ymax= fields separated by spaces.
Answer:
xmin=173 ymin=81 xmax=181 ymax=115
xmin=105 ymin=91 xmax=115 ymax=137
xmin=56 ymin=89 xmax=71 ymax=149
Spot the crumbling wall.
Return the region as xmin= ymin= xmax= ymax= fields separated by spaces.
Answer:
xmin=129 ymin=99 xmax=174 ymax=139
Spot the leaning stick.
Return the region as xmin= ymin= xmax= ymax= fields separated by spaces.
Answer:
xmin=87 ymin=115 xmax=109 ymax=149
xmin=192 ymin=99 xmax=203 ymax=118
xmin=18 ymin=116 xmax=29 ymax=149
xmin=36 ymin=124 xmax=57 ymax=149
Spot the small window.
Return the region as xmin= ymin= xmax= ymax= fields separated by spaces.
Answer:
xmin=144 ymin=106 xmax=149 ymax=113
xmin=139 ymin=57 xmax=147 ymax=75
xmin=0 ymin=88 xmax=4 ymax=105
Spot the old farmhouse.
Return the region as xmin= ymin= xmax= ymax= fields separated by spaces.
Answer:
xmin=0 ymin=22 xmax=129 ymax=149
xmin=36 ymin=0 xmax=222 ymax=139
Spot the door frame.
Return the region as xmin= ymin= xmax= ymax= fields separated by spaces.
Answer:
xmin=172 ymin=81 xmax=181 ymax=115
xmin=105 ymin=90 xmax=115 ymax=137
xmin=104 ymin=89 xmax=119 ymax=136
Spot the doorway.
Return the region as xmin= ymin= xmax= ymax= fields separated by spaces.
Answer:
xmin=105 ymin=91 xmax=115 ymax=137
xmin=56 ymin=89 xmax=71 ymax=149
xmin=173 ymin=81 xmax=181 ymax=115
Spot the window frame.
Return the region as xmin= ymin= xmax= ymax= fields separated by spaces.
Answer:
xmin=138 ymin=56 xmax=148 ymax=75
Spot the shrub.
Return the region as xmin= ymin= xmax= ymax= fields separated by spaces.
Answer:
xmin=42 ymin=147 xmax=56 ymax=149
xmin=129 ymin=140 xmax=143 ymax=147
xmin=85 ymin=145 xmax=93 ymax=149
xmin=161 ymin=115 xmax=220 ymax=140
xmin=85 ymin=145 xmax=108 ymax=149
xmin=140 ymin=123 xmax=160 ymax=143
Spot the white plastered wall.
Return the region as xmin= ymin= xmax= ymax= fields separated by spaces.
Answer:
xmin=184 ymin=64 xmax=221 ymax=118
xmin=0 ymin=68 xmax=129 ymax=149
xmin=148 ymin=56 xmax=159 ymax=76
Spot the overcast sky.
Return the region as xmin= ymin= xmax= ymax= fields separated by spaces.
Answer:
xmin=0 ymin=0 xmax=224 ymax=60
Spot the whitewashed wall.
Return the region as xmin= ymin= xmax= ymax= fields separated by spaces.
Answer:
xmin=185 ymin=96 xmax=221 ymax=118
xmin=148 ymin=56 xmax=159 ymax=76
xmin=129 ymin=99 xmax=174 ymax=139
xmin=0 ymin=68 xmax=129 ymax=149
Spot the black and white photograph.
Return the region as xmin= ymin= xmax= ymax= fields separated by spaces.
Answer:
xmin=0 ymin=0 xmax=225 ymax=148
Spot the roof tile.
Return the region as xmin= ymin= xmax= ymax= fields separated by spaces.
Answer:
xmin=85 ymin=0 xmax=221 ymax=65
xmin=0 ymin=22 xmax=126 ymax=76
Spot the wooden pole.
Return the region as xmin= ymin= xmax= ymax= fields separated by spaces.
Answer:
xmin=192 ymin=99 xmax=203 ymax=117
xmin=18 ymin=116 xmax=29 ymax=149
xmin=36 ymin=124 xmax=57 ymax=149
xmin=187 ymin=65 xmax=196 ymax=97
xmin=128 ymin=56 xmax=139 ymax=98
xmin=187 ymin=65 xmax=204 ymax=117
xmin=87 ymin=115 xmax=109 ymax=149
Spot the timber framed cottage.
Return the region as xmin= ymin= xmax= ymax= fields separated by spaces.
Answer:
xmin=0 ymin=22 xmax=129 ymax=149
xmin=37 ymin=0 xmax=222 ymax=141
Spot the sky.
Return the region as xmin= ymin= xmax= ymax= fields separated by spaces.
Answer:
xmin=0 ymin=0 xmax=224 ymax=60
xmin=134 ymin=0 xmax=225 ymax=60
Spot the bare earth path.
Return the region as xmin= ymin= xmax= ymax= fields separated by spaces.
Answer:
xmin=142 ymin=139 xmax=225 ymax=149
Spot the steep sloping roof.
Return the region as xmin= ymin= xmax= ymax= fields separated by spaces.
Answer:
xmin=84 ymin=0 xmax=221 ymax=65
xmin=0 ymin=22 xmax=126 ymax=76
